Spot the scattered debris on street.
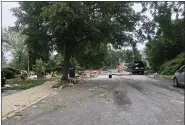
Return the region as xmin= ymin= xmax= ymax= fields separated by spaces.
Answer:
xmin=76 ymin=70 xmax=103 ymax=83
xmin=99 ymin=93 xmax=107 ymax=98
xmin=117 ymin=64 xmax=131 ymax=76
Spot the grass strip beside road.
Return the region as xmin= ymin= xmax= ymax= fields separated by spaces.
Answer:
xmin=5 ymin=77 xmax=60 ymax=90
xmin=158 ymin=75 xmax=173 ymax=80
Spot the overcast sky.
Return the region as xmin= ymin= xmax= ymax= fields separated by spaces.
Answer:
xmin=2 ymin=2 xmax=152 ymax=62
xmin=2 ymin=2 xmax=19 ymax=27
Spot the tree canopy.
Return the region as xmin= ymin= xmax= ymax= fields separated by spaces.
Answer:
xmin=9 ymin=1 xmax=184 ymax=77
xmin=144 ymin=2 xmax=185 ymax=72
xmin=12 ymin=1 xmax=142 ymax=80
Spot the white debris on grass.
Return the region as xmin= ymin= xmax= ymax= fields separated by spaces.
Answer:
xmin=28 ymin=75 xmax=37 ymax=79
xmin=45 ymin=74 xmax=52 ymax=79
xmin=5 ymin=84 xmax=12 ymax=87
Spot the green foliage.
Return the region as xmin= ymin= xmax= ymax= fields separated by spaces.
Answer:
xmin=145 ymin=28 xmax=185 ymax=71
xmin=45 ymin=59 xmax=57 ymax=69
xmin=121 ymin=49 xmax=142 ymax=63
xmin=74 ymin=45 xmax=142 ymax=69
xmin=145 ymin=2 xmax=185 ymax=72
xmin=106 ymin=49 xmax=121 ymax=69
xmin=2 ymin=68 xmax=15 ymax=79
xmin=158 ymin=75 xmax=173 ymax=80
xmin=134 ymin=49 xmax=142 ymax=62
xmin=9 ymin=50 xmax=28 ymax=70
xmin=122 ymin=50 xmax=134 ymax=63
xmin=159 ymin=53 xmax=185 ymax=75
xmin=2 ymin=27 xmax=28 ymax=70
xmin=44 ymin=54 xmax=64 ymax=72
xmin=12 ymin=1 xmax=141 ymax=80
xmin=33 ymin=59 xmax=46 ymax=73
xmin=5 ymin=77 xmax=59 ymax=90
xmin=1 ymin=67 xmax=20 ymax=79
xmin=53 ymin=54 xmax=64 ymax=67
xmin=75 ymin=43 xmax=109 ymax=69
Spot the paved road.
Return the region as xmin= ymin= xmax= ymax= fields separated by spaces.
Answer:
xmin=2 ymin=75 xmax=184 ymax=125
xmin=2 ymin=89 xmax=23 ymax=97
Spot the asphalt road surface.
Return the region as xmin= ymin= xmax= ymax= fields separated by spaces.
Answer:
xmin=2 ymin=75 xmax=184 ymax=125
xmin=2 ymin=89 xmax=23 ymax=97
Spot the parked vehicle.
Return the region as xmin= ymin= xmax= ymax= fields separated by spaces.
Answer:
xmin=173 ymin=65 xmax=185 ymax=87
xmin=132 ymin=61 xmax=145 ymax=75
xmin=124 ymin=63 xmax=133 ymax=72
xmin=1 ymin=72 xmax=6 ymax=87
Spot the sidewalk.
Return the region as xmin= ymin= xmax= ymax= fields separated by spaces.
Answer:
xmin=2 ymin=80 xmax=57 ymax=119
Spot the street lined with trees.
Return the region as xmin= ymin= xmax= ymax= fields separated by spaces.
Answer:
xmin=2 ymin=1 xmax=185 ymax=80
xmin=2 ymin=2 xmax=184 ymax=125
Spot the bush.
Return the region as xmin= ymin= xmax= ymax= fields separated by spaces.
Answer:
xmin=2 ymin=68 xmax=15 ymax=79
xmin=5 ymin=77 xmax=60 ymax=90
xmin=33 ymin=59 xmax=46 ymax=78
xmin=159 ymin=52 xmax=185 ymax=75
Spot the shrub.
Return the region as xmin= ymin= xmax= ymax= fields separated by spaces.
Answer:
xmin=2 ymin=68 xmax=15 ymax=79
xmin=33 ymin=59 xmax=46 ymax=78
xmin=159 ymin=52 xmax=185 ymax=75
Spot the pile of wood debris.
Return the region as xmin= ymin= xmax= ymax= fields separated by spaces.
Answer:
xmin=75 ymin=70 xmax=103 ymax=83
xmin=117 ymin=64 xmax=131 ymax=75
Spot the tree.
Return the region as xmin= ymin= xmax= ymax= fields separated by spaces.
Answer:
xmin=45 ymin=54 xmax=64 ymax=69
xmin=12 ymin=2 xmax=141 ymax=80
xmin=144 ymin=2 xmax=185 ymax=72
xmin=2 ymin=27 xmax=14 ymax=67
xmin=122 ymin=50 xmax=134 ymax=63
xmin=2 ymin=27 xmax=28 ymax=70
xmin=75 ymin=42 xmax=108 ymax=69
xmin=33 ymin=59 xmax=45 ymax=78
xmin=12 ymin=2 xmax=51 ymax=70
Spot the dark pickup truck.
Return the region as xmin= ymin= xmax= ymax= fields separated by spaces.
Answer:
xmin=132 ymin=61 xmax=145 ymax=75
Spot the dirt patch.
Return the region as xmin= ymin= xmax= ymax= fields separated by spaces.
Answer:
xmin=113 ymin=89 xmax=131 ymax=107
xmin=125 ymin=81 xmax=146 ymax=95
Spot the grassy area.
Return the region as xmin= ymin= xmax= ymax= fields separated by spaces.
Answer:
xmin=158 ymin=75 xmax=173 ymax=80
xmin=5 ymin=77 xmax=60 ymax=90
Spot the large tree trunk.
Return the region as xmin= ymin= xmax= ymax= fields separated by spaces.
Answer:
xmin=62 ymin=49 xmax=70 ymax=80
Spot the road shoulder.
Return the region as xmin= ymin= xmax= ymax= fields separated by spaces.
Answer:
xmin=2 ymin=80 xmax=57 ymax=119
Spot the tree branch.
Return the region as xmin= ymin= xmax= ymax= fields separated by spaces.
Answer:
xmin=2 ymin=39 xmax=12 ymax=46
xmin=67 ymin=36 xmax=88 ymax=52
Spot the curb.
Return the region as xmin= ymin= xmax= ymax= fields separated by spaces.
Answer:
xmin=2 ymin=93 xmax=51 ymax=120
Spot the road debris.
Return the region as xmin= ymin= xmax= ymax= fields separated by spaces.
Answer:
xmin=99 ymin=94 xmax=107 ymax=98
xmin=32 ymin=105 xmax=37 ymax=108
xmin=88 ymin=88 xmax=95 ymax=91
xmin=68 ymin=83 xmax=74 ymax=87
xmin=117 ymin=64 xmax=131 ymax=75
xmin=59 ymin=84 xmax=68 ymax=90
xmin=14 ymin=112 xmax=23 ymax=119
xmin=115 ymin=90 xmax=119 ymax=93
xmin=76 ymin=70 xmax=103 ymax=83
xmin=15 ymin=104 xmax=22 ymax=107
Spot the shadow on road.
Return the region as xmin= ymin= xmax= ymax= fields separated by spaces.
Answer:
xmin=1 ymin=89 xmax=22 ymax=97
